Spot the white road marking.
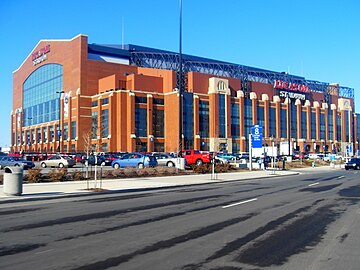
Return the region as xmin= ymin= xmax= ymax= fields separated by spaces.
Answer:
xmin=308 ymin=182 xmax=319 ymax=187
xmin=338 ymin=176 xmax=345 ymax=179
xmin=35 ymin=249 xmax=54 ymax=255
xmin=222 ymin=198 xmax=257 ymax=209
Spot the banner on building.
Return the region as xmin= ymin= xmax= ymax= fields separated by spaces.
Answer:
xmin=64 ymin=93 xmax=69 ymax=118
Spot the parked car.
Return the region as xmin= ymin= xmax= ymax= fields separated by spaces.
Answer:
xmin=181 ymin=150 xmax=211 ymax=166
xmin=217 ymin=153 xmax=236 ymax=161
xmin=153 ymin=153 xmax=177 ymax=167
xmin=111 ymin=152 xmax=157 ymax=169
xmin=81 ymin=155 xmax=112 ymax=166
xmin=0 ymin=156 xmax=35 ymax=170
xmin=215 ymin=154 xmax=230 ymax=164
xmin=40 ymin=155 xmax=76 ymax=168
xmin=345 ymin=158 xmax=360 ymax=170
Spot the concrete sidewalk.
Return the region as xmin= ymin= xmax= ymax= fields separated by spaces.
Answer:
xmin=0 ymin=166 xmax=337 ymax=202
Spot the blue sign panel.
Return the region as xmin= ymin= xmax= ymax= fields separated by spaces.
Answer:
xmin=57 ymin=130 xmax=62 ymax=137
xmin=251 ymin=125 xmax=263 ymax=148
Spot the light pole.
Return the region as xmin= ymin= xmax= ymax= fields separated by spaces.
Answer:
xmin=287 ymin=98 xmax=292 ymax=161
xmin=178 ymin=0 xmax=183 ymax=156
xmin=56 ymin=90 xmax=64 ymax=152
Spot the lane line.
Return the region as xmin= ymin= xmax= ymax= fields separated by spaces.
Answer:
xmin=338 ymin=176 xmax=345 ymax=179
xmin=35 ymin=249 xmax=54 ymax=255
xmin=308 ymin=182 xmax=319 ymax=187
xmin=222 ymin=198 xmax=257 ymax=209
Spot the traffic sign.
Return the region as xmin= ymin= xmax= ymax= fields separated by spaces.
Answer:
xmin=251 ymin=125 xmax=263 ymax=148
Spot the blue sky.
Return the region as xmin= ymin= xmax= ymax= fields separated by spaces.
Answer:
xmin=1 ymin=0 xmax=359 ymax=148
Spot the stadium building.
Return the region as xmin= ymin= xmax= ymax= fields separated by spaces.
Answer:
xmin=11 ymin=34 xmax=360 ymax=155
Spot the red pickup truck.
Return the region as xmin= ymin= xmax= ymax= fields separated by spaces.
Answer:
xmin=182 ymin=150 xmax=211 ymax=166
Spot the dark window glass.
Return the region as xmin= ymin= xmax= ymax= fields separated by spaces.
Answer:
xmin=218 ymin=94 xmax=226 ymax=138
xmin=153 ymin=109 xmax=164 ymax=137
xmin=291 ymin=104 xmax=297 ymax=139
xmin=244 ymin=99 xmax=252 ymax=151
xmin=101 ymin=109 xmax=109 ymax=138
xmin=357 ymin=113 xmax=360 ymax=142
xmin=91 ymin=100 xmax=98 ymax=107
xmin=301 ymin=111 xmax=307 ymax=139
xmin=199 ymin=100 xmax=209 ymax=138
xmin=63 ymin=123 xmax=68 ymax=140
xmin=92 ymin=111 xmax=98 ymax=139
xmin=269 ymin=107 xmax=276 ymax=137
xmin=337 ymin=114 xmax=341 ymax=141
xmin=183 ymin=93 xmax=194 ymax=149
xmin=320 ymin=113 xmax=325 ymax=140
xmin=71 ymin=121 xmax=76 ymax=139
xmin=232 ymin=141 xmax=240 ymax=153
xmin=328 ymin=110 xmax=333 ymax=140
xmin=135 ymin=107 xmax=147 ymax=137
xmin=135 ymin=139 xmax=147 ymax=152
xmin=311 ymin=111 xmax=316 ymax=139
xmin=153 ymin=98 xmax=164 ymax=105
xmin=101 ymin=98 xmax=109 ymax=105
xmin=135 ymin=96 xmax=147 ymax=104
xmin=280 ymin=108 xmax=287 ymax=138
xmin=154 ymin=142 xmax=165 ymax=152
xmin=345 ymin=111 xmax=350 ymax=142
xmin=231 ymin=103 xmax=240 ymax=138
xmin=258 ymin=106 xmax=265 ymax=130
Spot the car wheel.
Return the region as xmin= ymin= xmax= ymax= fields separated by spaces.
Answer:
xmin=113 ymin=163 xmax=120 ymax=169
xmin=196 ymin=159 xmax=203 ymax=166
xmin=138 ymin=163 xmax=144 ymax=169
xmin=167 ymin=161 xmax=175 ymax=167
xmin=59 ymin=163 xmax=64 ymax=168
xmin=345 ymin=167 xmax=349 ymax=170
xmin=41 ymin=162 xmax=47 ymax=168
xmin=101 ymin=161 xmax=106 ymax=166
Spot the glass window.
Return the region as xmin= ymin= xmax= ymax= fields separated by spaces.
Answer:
xmin=101 ymin=98 xmax=109 ymax=105
xmin=218 ymin=94 xmax=226 ymax=138
xmin=336 ymin=114 xmax=341 ymax=141
xmin=23 ymin=64 xmax=63 ymax=126
xmin=301 ymin=111 xmax=307 ymax=139
xmin=152 ymin=108 xmax=164 ymax=137
xmin=50 ymin=126 xmax=54 ymax=142
xmin=101 ymin=143 xmax=108 ymax=152
xmin=357 ymin=114 xmax=360 ymax=143
xmin=320 ymin=113 xmax=325 ymax=140
xmin=199 ymin=100 xmax=209 ymax=138
xmin=71 ymin=144 xmax=76 ymax=152
xmin=135 ymin=96 xmax=147 ymax=104
xmin=345 ymin=111 xmax=350 ymax=142
xmin=232 ymin=141 xmax=240 ymax=153
xmin=244 ymin=99 xmax=252 ymax=151
xmin=328 ymin=110 xmax=333 ymax=140
xmin=291 ymin=104 xmax=297 ymax=139
xmin=154 ymin=142 xmax=164 ymax=152
xmin=280 ymin=108 xmax=287 ymax=138
xmin=269 ymin=107 xmax=276 ymax=138
xmin=135 ymin=107 xmax=147 ymax=137
xmin=183 ymin=93 xmax=194 ymax=149
xmin=92 ymin=111 xmax=98 ymax=139
xmin=231 ymin=103 xmax=240 ymax=138
xmin=91 ymin=100 xmax=98 ymax=107
xmin=258 ymin=106 xmax=265 ymax=130
xmin=153 ymin=98 xmax=164 ymax=105
xmin=101 ymin=109 xmax=109 ymax=138
xmin=63 ymin=123 xmax=68 ymax=140
xmin=135 ymin=140 xmax=147 ymax=152
xmin=311 ymin=111 xmax=316 ymax=139
xmin=71 ymin=121 xmax=76 ymax=139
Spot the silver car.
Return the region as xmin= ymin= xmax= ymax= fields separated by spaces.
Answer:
xmin=153 ymin=153 xmax=177 ymax=167
xmin=40 ymin=155 xmax=76 ymax=168
xmin=0 ymin=156 xmax=35 ymax=170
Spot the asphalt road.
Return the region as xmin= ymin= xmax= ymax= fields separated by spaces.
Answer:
xmin=0 ymin=169 xmax=359 ymax=270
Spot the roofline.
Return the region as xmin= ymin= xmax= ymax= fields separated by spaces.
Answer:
xmin=13 ymin=34 xmax=88 ymax=73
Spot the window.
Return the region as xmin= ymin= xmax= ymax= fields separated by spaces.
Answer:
xmin=71 ymin=144 xmax=76 ymax=152
xmin=101 ymin=143 xmax=108 ymax=152
xmin=101 ymin=98 xmax=109 ymax=105
xmin=153 ymin=98 xmax=164 ymax=105
xmin=311 ymin=111 xmax=316 ymax=139
xmin=328 ymin=110 xmax=334 ymax=140
xmin=63 ymin=123 xmax=68 ymax=140
xmin=218 ymin=94 xmax=226 ymax=138
xmin=135 ymin=96 xmax=147 ymax=104
xmin=23 ymin=64 xmax=63 ymax=126
xmin=320 ymin=113 xmax=325 ymax=140
xmin=232 ymin=141 xmax=240 ymax=153
xmin=43 ymin=127 xmax=47 ymax=142
xmin=258 ymin=106 xmax=265 ymax=130
xmin=301 ymin=111 xmax=307 ymax=139
xmin=71 ymin=121 xmax=76 ymax=139
xmin=183 ymin=93 xmax=194 ymax=149
xmin=231 ymin=103 xmax=240 ymax=138
xmin=92 ymin=111 xmax=98 ymax=139
xmin=199 ymin=100 xmax=209 ymax=138
xmin=280 ymin=108 xmax=287 ymax=138
xmin=244 ymin=99 xmax=252 ymax=151
xmin=135 ymin=107 xmax=147 ymax=137
xmin=91 ymin=100 xmax=98 ymax=107
xmin=152 ymin=109 xmax=164 ymax=137
xmin=37 ymin=128 xmax=41 ymax=143
xmin=135 ymin=140 xmax=147 ymax=152
xmin=357 ymin=114 xmax=360 ymax=144
xmin=345 ymin=111 xmax=350 ymax=142
xmin=101 ymin=109 xmax=109 ymax=138
xmin=336 ymin=114 xmax=341 ymax=141
xmin=50 ymin=126 xmax=54 ymax=142
xmin=154 ymin=142 xmax=164 ymax=152
xmin=291 ymin=104 xmax=297 ymax=139
xmin=269 ymin=107 xmax=276 ymax=137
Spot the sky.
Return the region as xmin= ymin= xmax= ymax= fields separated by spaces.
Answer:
xmin=0 ymin=0 xmax=359 ymax=148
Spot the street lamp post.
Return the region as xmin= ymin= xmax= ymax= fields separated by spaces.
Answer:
xmin=56 ymin=90 xmax=64 ymax=152
xmin=178 ymin=0 xmax=183 ymax=156
xmin=287 ymin=98 xmax=292 ymax=161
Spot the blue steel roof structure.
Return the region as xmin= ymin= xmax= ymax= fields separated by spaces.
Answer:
xmin=88 ymin=43 xmax=354 ymax=101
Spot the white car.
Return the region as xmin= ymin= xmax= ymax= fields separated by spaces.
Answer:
xmin=152 ymin=153 xmax=177 ymax=167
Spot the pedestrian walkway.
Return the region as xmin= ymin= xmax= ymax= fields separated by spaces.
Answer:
xmin=0 ymin=166 xmax=340 ymax=202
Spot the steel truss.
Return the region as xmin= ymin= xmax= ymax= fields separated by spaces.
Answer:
xmin=129 ymin=51 xmax=354 ymax=101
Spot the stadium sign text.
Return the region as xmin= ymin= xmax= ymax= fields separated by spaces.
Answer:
xmin=32 ymin=44 xmax=51 ymax=66
xmin=274 ymin=79 xmax=310 ymax=93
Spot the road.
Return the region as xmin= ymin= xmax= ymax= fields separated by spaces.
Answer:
xmin=0 ymin=169 xmax=359 ymax=269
